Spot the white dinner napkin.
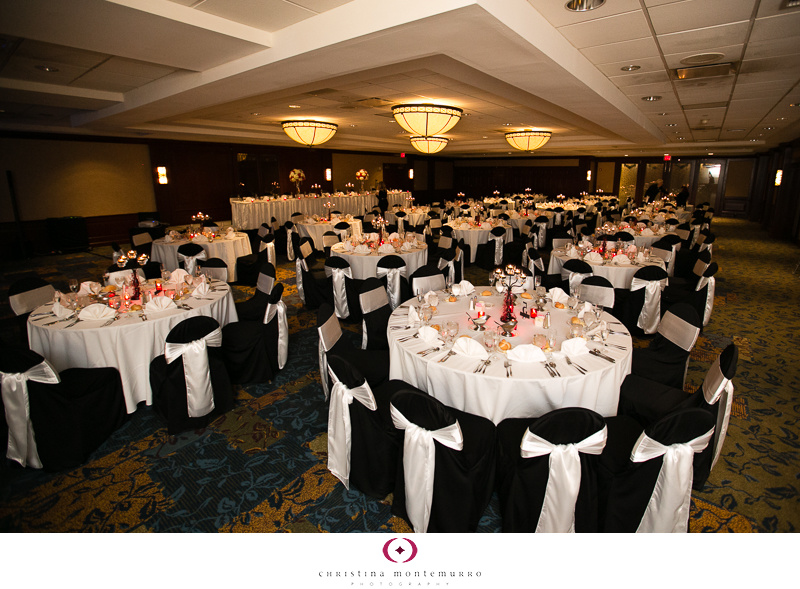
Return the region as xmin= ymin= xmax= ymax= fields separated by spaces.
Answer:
xmin=459 ymin=222 xmax=471 ymax=229
xmin=507 ymin=344 xmax=546 ymax=363
xmin=581 ymin=240 xmax=593 ymax=249
xmin=584 ymin=251 xmax=603 ymax=264
xmin=146 ymin=296 xmax=177 ymax=314
xmin=169 ymin=268 xmax=189 ymax=285
xmin=549 ymin=287 xmax=569 ymax=304
xmin=192 ymin=282 xmax=211 ymax=297
xmin=169 ymin=230 xmax=181 ymax=239
xmin=566 ymin=246 xmax=578 ymax=259
xmin=407 ymin=305 xmax=420 ymax=326
xmin=78 ymin=304 xmax=116 ymax=321
xmin=378 ymin=243 xmax=395 ymax=254
xmin=163 ymin=234 xmax=173 ymax=243
xmin=367 ymin=233 xmax=379 ymax=241
xmin=192 ymin=234 xmax=209 ymax=243
xmin=640 ymin=227 xmax=654 ymax=236
xmin=577 ymin=302 xmax=593 ymax=319
xmin=355 ymin=244 xmax=371 ymax=254
xmin=225 ymin=227 xmax=236 ymax=239
xmin=585 ymin=320 xmax=606 ymax=337
xmin=401 ymin=242 xmax=415 ymax=251
xmin=344 ymin=241 xmax=355 ymax=252
xmin=480 ymin=222 xmax=491 ymax=229
xmin=452 ymin=337 xmax=488 ymax=360
xmin=78 ymin=281 xmax=101 ymax=296
xmin=451 ymin=280 xmax=474 ymax=296
xmin=613 ymin=253 xmax=631 ymax=265
xmin=417 ymin=326 xmax=443 ymax=346
xmin=387 ymin=232 xmax=400 ymax=241
xmin=560 ymin=337 xmax=589 ymax=357
xmin=52 ymin=300 xmax=74 ymax=318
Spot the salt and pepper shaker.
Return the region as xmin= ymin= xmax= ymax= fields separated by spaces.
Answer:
xmin=543 ymin=311 xmax=551 ymax=330
xmin=469 ymin=297 xmax=475 ymax=311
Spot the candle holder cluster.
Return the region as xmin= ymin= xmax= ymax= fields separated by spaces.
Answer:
xmin=494 ymin=264 xmax=524 ymax=329
xmin=191 ymin=212 xmax=210 ymax=223
xmin=323 ymin=200 xmax=334 ymax=220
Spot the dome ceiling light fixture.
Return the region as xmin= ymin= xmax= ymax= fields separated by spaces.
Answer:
xmin=392 ymin=104 xmax=463 ymax=136
xmin=505 ymin=129 xmax=552 ymax=152
xmin=409 ymin=136 xmax=449 ymax=154
xmin=281 ymin=120 xmax=338 ymax=146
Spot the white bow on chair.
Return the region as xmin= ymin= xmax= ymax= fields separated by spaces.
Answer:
xmin=265 ymin=300 xmax=289 ymax=369
xmin=630 ymin=276 xmax=667 ymax=334
xmin=177 ymin=250 xmax=207 ymax=277
xmin=325 ymin=265 xmax=352 ymax=318
xmin=165 ymin=327 xmax=222 ymax=418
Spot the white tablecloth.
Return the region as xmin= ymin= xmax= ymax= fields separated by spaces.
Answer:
xmin=330 ymin=242 xmax=428 ymax=280
xmin=447 ymin=223 xmax=513 ymax=263
xmin=27 ymin=283 xmax=238 ymax=413
xmin=230 ymin=192 xmax=409 ymax=229
xmin=387 ymin=289 xmax=631 ymax=424
xmin=297 ymin=218 xmax=362 ymax=250
xmin=548 ymin=250 xmax=666 ymax=289
xmin=385 ymin=208 xmax=430 ymax=228
xmin=151 ymin=234 xmax=251 ymax=282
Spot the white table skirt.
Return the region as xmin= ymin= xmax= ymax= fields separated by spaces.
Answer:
xmin=28 ymin=284 xmax=238 ymax=414
xmin=385 ymin=208 xmax=429 ymax=228
xmin=548 ymin=251 xmax=666 ymax=289
xmin=297 ymin=219 xmax=362 ymax=250
xmin=330 ymin=242 xmax=428 ymax=280
xmin=387 ymin=290 xmax=631 ymax=424
xmin=448 ymin=224 xmax=513 ymax=263
xmin=151 ymin=234 xmax=251 ymax=281
xmin=231 ymin=192 xmax=408 ymax=229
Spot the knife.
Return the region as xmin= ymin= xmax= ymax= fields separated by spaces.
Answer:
xmin=590 ymin=349 xmax=615 ymax=363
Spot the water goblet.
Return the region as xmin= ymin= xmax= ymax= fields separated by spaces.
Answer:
xmin=445 ymin=321 xmax=458 ymax=347
xmin=594 ymin=304 xmax=604 ymax=323
xmin=600 ymin=326 xmax=610 ymax=349
xmin=68 ymin=279 xmax=79 ymax=294
xmin=483 ymin=329 xmax=497 ymax=354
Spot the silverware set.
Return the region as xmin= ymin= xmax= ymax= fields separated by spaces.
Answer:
xmin=565 ymin=356 xmax=586 ymax=374
xmin=417 ymin=346 xmax=441 ymax=357
xmin=590 ymin=348 xmax=615 ymax=363
xmin=42 ymin=316 xmax=76 ymax=326
xmin=438 ymin=350 xmax=456 ymax=363
xmin=474 ymin=358 xmax=492 ymax=373
xmin=101 ymin=315 xmax=120 ymax=327
xmin=504 ymin=359 xmax=512 ymax=378
xmin=398 ymin=333 xmax=419 ymax=342
xmin=542 ymin=361 xmax=558 ymax=378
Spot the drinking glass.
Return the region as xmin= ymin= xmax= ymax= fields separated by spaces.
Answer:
xmin=428 ymin=293 xmax=439 ymax=308
xmin=534 ymin=275 xmax=542 ymax=290
xmin=68 ymin=279 xmax=78 ymax=294
xmin=421 ymin=304 xmax=433 ymax=326
xmin=594 ymin=304 xmax=604 ymax=322
xmin=445 ymin=321 xmax=458 ymax=347
xmin=600 ymin=327 xmax=610 ymax=348
xmin=483 ymin=329 xmax=497 ymax=353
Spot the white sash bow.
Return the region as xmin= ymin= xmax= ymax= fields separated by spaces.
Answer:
xmin=286 ymin=226 xmax=296 ymax=261
xmin=295 ymin=258 xmax=308 ymax=304
xmin=696 ymin=275 xmax=715 ymax=326
xmin=164 ymin=327 xmax=222 ymax=418
xmin=630 ymin=276 xmax=667 ymax=334
xmin=327 ymin=369 xmax=377 ymax=490
xmin=437 ymin=257 xmax=456 ymax=288
xmin=520 ymin=425 xmax=607 ymax=533
xmin=376 ymin=266 xmax=403 ymax=310
xmin=318 ymin=314 xmax=342 ymax=399
xmin=265 ymin=300 xmax=289 ymax=369
xmin=177 ymin=250 xmax=207 ymax=277
xmin=535 ymin=222 xmax=547 ymax=247
xmin=1 ymin=360 xmax=60 ymax=468
xmin=391 ymin=404 xmax=463 ymax=533
xmin=631 ymin=428 xmax=714 ymax=533
xmin=326 ymin=265 xmax=353 ymax=318
xmin=487 ymin=233 xmax=504 ymax=266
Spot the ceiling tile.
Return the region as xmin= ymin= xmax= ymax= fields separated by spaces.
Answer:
xmin=194 ymin=0 xmax=314 ymax=32
xmin=647 ymin=0 xmax=756 ymax=35
xmin=581 ymin=37 xmax=660 ymax=65
xmin=755 ymin=0 xmax=800 ymax=18
xmin=531 ymin=0 xmax=642 ymax=28
xmin=745 ymin=36 xmax=800 ymax=60
xmin=621 ymin=81 xmax=674 ymax=96
xmin=657 ymin=22 xmax=750 ymax=55
xmin=732 ymin=79 xmax=794 ymax=99
xmin=751 ymin=11 xmax=800 ymax=41
xmin=559 ymin=11 xmax=650 ymax=49
xmin=1 ymin=56 xmax=88 ymax=85
xmin=609 ymin=70 xmax=671 ymax=88
xmin=596 ymin=56 xmax=665 ymax=76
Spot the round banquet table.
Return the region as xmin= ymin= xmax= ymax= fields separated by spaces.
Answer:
xmin=547 ymin=249 xmax=666 ymax=289
xmin=385 ymin=207 xmax=429 ymax=228
xmin=27 ymin=282 xmax=238 ymax=414
xmin=387 ymin=288 xmax=632 ymax=424
xmin=447 ymin=222 xmax=513 ymax=263
xmin=151 ymin=233 xmax=251 ymax=282
xmin=329 ymin=242 xmax=428 ymax=280
xmin=297 ymin=218 xmax=362 ymax=250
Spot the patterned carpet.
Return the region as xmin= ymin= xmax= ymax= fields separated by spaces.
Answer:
xmin=1 ymin=217 xmax=798 ymax=533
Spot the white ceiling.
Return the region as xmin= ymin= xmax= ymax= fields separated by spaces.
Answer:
xmin=0 ymin=0 xmax=798 ymax=157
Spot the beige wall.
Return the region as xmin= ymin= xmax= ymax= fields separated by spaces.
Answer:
xmin=0 ymin=137 xmax=155 ymax=222
xmin=331 ymin=153 xmax=405 ymax=192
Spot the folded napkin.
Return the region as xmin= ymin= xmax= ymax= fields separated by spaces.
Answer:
xmin=423 ymin=291 xmax=439 ymax=305
xmin=378 ymin=243 xmax=395 ymax=254
xmin=549 ymin=287 xmax=569 ymax=304
xmin=387 ymin=232 xmax=399 ymax=241
xmin=624 ymin=228 xmax=636 ymax=235
xmin=560 ymin=337 xmax=589 ymax=356
xmin=78 ymin=303 xmax=116 ymax=321
xmin=584 ymin=252 xmax=603 ymax=264
xmin=417 ymin=326 xmax=443 ymax=346
xmin=344 ymin=241 xmax=355 ymax=252
xmin=452 ymin=337 xmax=489 ymax=360
xmin=192 ymin=234 xmax=209 ymax=243
xmin=480 ymin=222 xmax=491 ymax=229
xmin=451 ymin=280 xmax=474 ymax=296
xmin=163 ymin=234 xmax=173 ymax=243
xmin=612 ymin=253 xmax=631 ymax=265
xmin=507 ymin=344 xmax=546 ymax=363
xmin=636 ymin=252 xmax=646 ymax=264
xmin=192 ymin=282 xmax=211 ymax=297
xmin=581 ymin=240 xmax=593 ymax=249
xmin=585 ymin=320 xmax=606 ymax=337
xmin=407 ymin=305 xmax=420 ymax=326
xmin=367 ymin=233 xmax=379 ymax=242
xmin=577 ymin=301 xmax=593 ymax=319
xmin=657 ymin=226 xmax=666 ymax=234
xmin=78 ymin=281 xmax=101 ymax=296
xmin=640 ymin=227 xmax=654 ymax=236
xmin=401 ymin=242 xmax=415 ymax=252
xmin=566 ymin=246 xmax=578 ymax=259
xmin=355 ymin=244 xmax=371 ymax=254
xmin=169 ymin=230 xmax=180 ymax=239
xmin=146 ymin=296 xmax=177 ymax=313
xmin=459 ymin=222 xmax=471 ymax=230
xmin=225 ymin=227 xmax=237 ymax=239
xmin=52 ymin=300 xmax=74 ymax=318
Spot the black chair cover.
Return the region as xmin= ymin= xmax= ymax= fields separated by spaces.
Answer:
xmin=621 ymin=265 xmax=669 ymax=335
xmin=358 ymin=278 xmax=392 ymax=350
xmin=235 ymin=261 xmax=275 ymax=321
xmin=197 ymin=257 xmax=229 ymax=282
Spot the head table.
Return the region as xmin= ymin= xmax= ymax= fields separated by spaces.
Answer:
xmin=388 ymin=287 xmax=632 ymax=424
xmin=27 ymin=280 xmax=237 ymax=414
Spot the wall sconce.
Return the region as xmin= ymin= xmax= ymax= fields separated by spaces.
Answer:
xmin=775 ymin=170 xmax=782 ymax=186
xmin=156 ymin=166 xmax=168 ymax=185
xmin=325 ymin=168 xmax=332 ymax=182
xmin=408 ymin=169 xmax=414 ymax=180
xmin=586 ymin=170 xmax=592 ymax=181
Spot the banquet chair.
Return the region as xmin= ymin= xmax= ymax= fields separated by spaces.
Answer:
xmin=560 ymin=258 xmax=593 ymax=295
xmin=525 ymin=247 xmax=547 ymax=285
xmin=322 ymin=231 xmax=340 ymax=257
xmin=675 ymin=222 xmax=692 ymax=249
xmin=533 ymin=216 xmax=549 ymax=249
xmin=665 ymin=218 xmax=680 ymax=232
xmin=598 ymin=408 xmax=714 ymax=532
xmin=390 ymin=387 xmax=497 ymax=533
xmin=409 ymin=265 xmax=446 ymax=296
xmin=130 ymin=230 xmax=154 ymax=256
xmin=104 ymin=262 xmax=147 ymax=286
xmin=197 ymin=257 xmax=228 ymax=282
xmin=674 ymin=233 xmax=714 ymax=278
xmin=316 ymin=304 xmax=390 ymax=399
xmin=436 ymin=244 xmax=464 ymax=286
xmin=358 ymin=278 xmax=392 ymax=350
xmin=221 ymin=283 xmax=287 ymax=384
xmin=656 ymin=234 xmax=682 ymax=276
xmin=235 ymin=233 xmax=275 ymax=286
xmin=552 ymin=206 xmax=565 ymax=227
xmin=394 ymin=211 xmax=407 ymax=233
xmin=325 ymin=354 xmax=403 ymax=499
xmin=622 ymin=265 xmax=669 ymax=336
xmin=579 ymin=275 xmax=615 ymax=311
xmin=0 ymin=347 xmax=127 ymax=471
xmin=235 ymin=261 xmax=275 ymax=321
xmin=333 ymin=221 xmax=351 ymax=241
xmin=496 ymin=408 xmax=607 ymax=532
xmin=284 ymin=221 xmax=298 ymax=261
xmin=150 ymin=316 xmax=234 ymax=435
xmin=664 ymin=249 xmax=712 ymax=293
xmin=376 ymin=255 xmax=409 ymax=310
xmin=295 ymin=236 xmax=329 ymax=310
xmin=476 ymin=226 xmax=508 ymax=269
xmin=177 ymin=242 xmax=207 ymax=276
xmin=613 ymin=231 xmax=634 ymax=243
xmin=324 ymin=256 xmax=358 ymax=320
xmin=7 ymin=277 xmax=56 ymax=346
xmin=630 ymin=303 xmax=702 ymax=389
xmin=551 ymin=235 xmax=573 ymax=250
xmin=663 ymin=262 xmax=718 ymax=327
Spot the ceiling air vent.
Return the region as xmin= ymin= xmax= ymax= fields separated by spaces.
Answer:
xmin=781 ymin=0 xmax=800 ymax=9
xmin=673 ymin=63 xmax=736 ymax=80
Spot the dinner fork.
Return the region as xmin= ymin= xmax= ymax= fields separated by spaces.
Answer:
xmin=398 ymin=333 xmax=419 ymax=342
xmin=473 ymin=359 xmax=488 ymax=373
xmin=479 ymin=358 xmax=493 ymax=374
xmin=565 ymin=355 xmax=586 ymax=375
xmin=417 ymin=346 xmax=441 ymax=356
xmin=438 ymin=350 xmax=456 ymax=363
xmin=504 ymin=359 xmax=512 ymax=378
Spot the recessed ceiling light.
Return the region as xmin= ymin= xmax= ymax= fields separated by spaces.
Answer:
xmin=565 ymin=0 xmax=606 ymax=12
xmin=289 ymin=105 xmax=301 ymax=109
xmin=36 ymin=65 xmax=59 ymax=73
xmin=763 ymin=126 xmax=774 ymax=130
xmin=750 ymin=139 xmax=758 ymax=142
xmin=657 ymin=112 xmax=668 ymax=116
xmin=677 ymin=137 xmax=686 ymax=140
xmin=642 ymin=96 xmax=662 ymax=102
xmin=620 ymin=65 xmax=641 ymax=72
xmin=349 ymin=124 xmax=356 ymax=127
xmin=790 ymin=103 xmax=798 ymax=107
xmin=777 ymin=117 xmax=786 ymax=121
xmin=503 ymin=123 xmax=513 ymax=126
xmin=726 ymin=128 xmax=745 ymax=132
xmin=250 ymin=112 xmax=261 ymax=116
xmin=666 ymin=123 xmax=677 ymax=127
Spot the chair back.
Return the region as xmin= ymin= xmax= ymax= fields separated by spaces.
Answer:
xmin=409 ymin=265 xmax=446 ymax=295
xmin=358 ymin=278 xmax=391 ymax=350
xmin=628 ymin=265 xmax=668 ymax=334
xmin=376 ymin=255 xmax=407 ymax=310
xmin=579 ymin=275 xmax=615 ymax=308
xmin=324 ymin=256 xmax=353 ymax=319
xmin=8 ymin=278 xmax=55 ymax=316
xmin=198 ymin=257 xmax=228 ymax=282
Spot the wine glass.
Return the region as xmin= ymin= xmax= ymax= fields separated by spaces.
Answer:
xmin=600 ymin=326 xmax=610 ymax=349
xmin=428 ymin=292 xmax=439 ymax=308
xmin=114 ymin=275 xmax=125 ymax=289
xmin=421 ymin=304 xmax=433 ymax=326
xmin=68 ymin=279 xmax=78 ymax=294
xmin=534 ymin=275 xmax=542 ymax=290
xmin=483 ymin=329 xmax=497 ymax=354
xmin=445 ymin=321 xmax=458 ymax=347
xmin=594 ymin=304 xmax=604 ymax=323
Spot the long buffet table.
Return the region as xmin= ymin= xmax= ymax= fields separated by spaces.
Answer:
xmin=231 ymin=191 xmax=409 ymax=229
